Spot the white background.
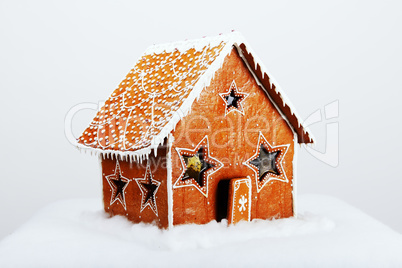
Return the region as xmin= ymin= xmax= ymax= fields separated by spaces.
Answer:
xmin=0 ymin=0 xmax=401 ymax=239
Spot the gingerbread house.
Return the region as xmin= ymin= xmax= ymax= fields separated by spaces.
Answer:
xmin=76 ymin=32 xmax=313 ymax=228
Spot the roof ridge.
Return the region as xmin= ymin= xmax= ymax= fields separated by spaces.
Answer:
xmin=144 ymin=31 xmax=245 ymax=55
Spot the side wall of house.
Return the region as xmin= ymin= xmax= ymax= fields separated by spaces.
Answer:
xmin=171 ymin=48 xmax=295 ymax=225
xmin=101 ymin=144 xmax=169 ymax=228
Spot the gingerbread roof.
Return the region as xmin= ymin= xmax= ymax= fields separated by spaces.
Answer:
xmin=77 ymin=32 xmax=313 ymax=161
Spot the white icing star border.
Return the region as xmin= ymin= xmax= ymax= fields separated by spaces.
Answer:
xmin=134 ymin=162 xmax=161 ymax=216
xmin=173 ymin=135 xmax=224 ymax=197
xmin=219 ymin=80 xmax=249 ymax=116
xmin=105 ymin=160 xmax=130 ymax=210
xmin=243 ymin=132 xmax=290 ymax=193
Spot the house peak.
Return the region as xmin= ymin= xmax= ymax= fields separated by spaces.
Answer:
xmin=144 ymin=31 xmax=245 ymax=55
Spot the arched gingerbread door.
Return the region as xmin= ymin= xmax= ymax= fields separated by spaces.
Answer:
xmin=227 ymin=177 xmax=252 ymax=224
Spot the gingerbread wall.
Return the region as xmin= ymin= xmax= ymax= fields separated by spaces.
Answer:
xmin=101 ymin=144 xmax=169 ymax=228
xmin=171 ymin=48 xmax=295 ymax=225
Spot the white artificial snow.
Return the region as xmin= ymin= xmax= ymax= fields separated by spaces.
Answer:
xmin=1 ymin=195 xmax=402 ymax=267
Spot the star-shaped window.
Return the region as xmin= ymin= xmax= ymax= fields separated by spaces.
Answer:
xmin=106 ymin=161 xmax=130 ymax=209
xmin=219 ymin=80 xmax=249 ymax=116
xmin=243 ymin=133 xmax=290 ymax=192
xmin=250 ymin=144 xmax=280 ymax=181
xmin=135 ymin=163 xmax=161 ymax=216
xmin=174 ymin=136 xmax=223 ymax=197
xmin=225 ymin=89 xmax=240 ymax=109
xmin=182 ymin=146 xmax=214 ymax=187
xmin=142 ymin=182 xmax=158 ymax=205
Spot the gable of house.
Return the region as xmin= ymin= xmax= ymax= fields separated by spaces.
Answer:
xmin=170 ymin=48 xmax=295 ymax=224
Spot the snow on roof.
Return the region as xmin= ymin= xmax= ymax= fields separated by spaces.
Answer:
xmin=77 ymin=32 xmax=313 ymax=161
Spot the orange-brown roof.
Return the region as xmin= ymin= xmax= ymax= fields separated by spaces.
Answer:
xmin=77 ymin=32 xmax=313 ymax=159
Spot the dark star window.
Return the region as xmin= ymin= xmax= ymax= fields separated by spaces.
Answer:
xmin=219 ymin=81 xmax=248 ymax=115
xmin=182 ymin=146 xmax=215 ymax=187
xmin=134 ymin=164 xmax=161 ymax=216
xmin=141 ymin=181 xmax=158 ymax=205
xmin=250 ymin=144 xmax=280 ymax=181
xmin=111 ymin=173 xmax=128 ymax=201
xmin=174 ymin=136 xmax=224 ymax=197
xmin=244 ymin=133 xmax=289 ymax=192
xmin=225 ymin=89 xmax=241 ymax=109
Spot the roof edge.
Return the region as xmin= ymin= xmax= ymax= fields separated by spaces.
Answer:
xmin=234 ymin=42 xmax=314 ymax=144
xmin=75 ymin=141 xmax=159 ymax=163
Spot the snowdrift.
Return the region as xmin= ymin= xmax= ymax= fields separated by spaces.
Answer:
xmin=0 ymin=194 xmax=401 ymax=267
